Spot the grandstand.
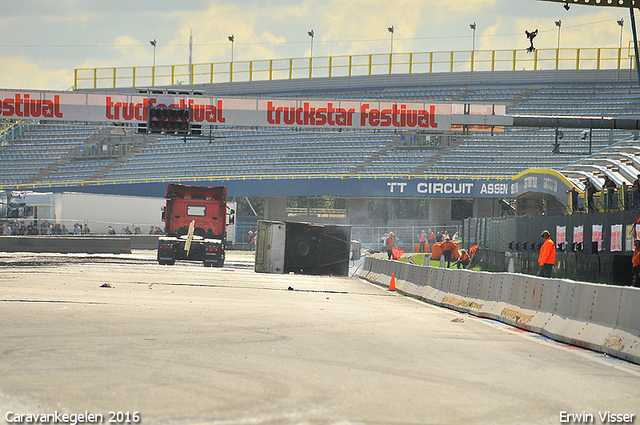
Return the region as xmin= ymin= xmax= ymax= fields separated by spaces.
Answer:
xmin=3 ymin=69 xmax=639 ymax=184
xmin=2 ymin=67 xmax=640 ymax=228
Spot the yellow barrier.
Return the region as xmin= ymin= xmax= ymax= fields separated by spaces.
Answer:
xmin=74 ymin=46 xmax=639 ymax=90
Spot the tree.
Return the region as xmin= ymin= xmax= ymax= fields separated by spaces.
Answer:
xmin=233 ymin=197 xmax=264 ymax=216
xmin=368 ymin=198 xmax=430 ymax=221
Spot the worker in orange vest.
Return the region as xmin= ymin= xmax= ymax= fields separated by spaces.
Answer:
xmin=632 ymin=239 xmax=640 ymax=286
xmin=453 ymin=249 xmax=471 ymax=269
xmin=537 ymin=230 xmax=556 ymax=278
xmin=441 ymin=236 xmax=457 ymax=268
xmin=385 ymin=232 xmax=396 ymax=260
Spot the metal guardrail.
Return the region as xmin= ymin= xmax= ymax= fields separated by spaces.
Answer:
xmin=74 ymin=46 xmax=640 ymax=90
xmin=0 ymin=120 xmax=31 ymax=146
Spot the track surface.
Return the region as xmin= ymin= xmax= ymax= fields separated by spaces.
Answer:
xmin=1 ymin=251 xmax=639 ymax=425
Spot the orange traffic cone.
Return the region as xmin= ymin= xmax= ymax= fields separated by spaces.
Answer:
xmin=389 ymin=273 xmax=396 ymax=291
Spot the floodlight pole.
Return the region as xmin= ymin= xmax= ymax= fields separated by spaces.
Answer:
xmin=308 ymin=30 xmax=314 ymax=59
xmin=150 ymin=39 xmax=157 ymax=68
xmin=388 ymin=26 xmax=395 ymax=74
xmin=629 ymin=7 xmax=640 ymax=88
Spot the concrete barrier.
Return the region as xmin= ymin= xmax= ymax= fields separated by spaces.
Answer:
xmin=130 ymin=235 xmax=160 ymax=249
xmin=0 ymin=236 xmax=131 ymax=254
xmin=478 ymin=272 xmax=493 ymax=300
xmin=414 ymin=267 xmax=434 ymax=300
xmin=467 ymin=271 xmax=483 ymax=299
xmin=428 ymin=268 xmax=452 ymax=305
xmin=359 ymin=256 xmax=640 ymax=365
xmin=523 ymin=276 xmax=545 ymax=311
xmin=440 ymin=270 xmax=484 ymax=314
xmin=558 ymin=283 xmax=623 ymax=354
xmin=509 ymin=274 xmax=529 ymax=307
xmin=606 ymin=287 xmax=640 ymax=363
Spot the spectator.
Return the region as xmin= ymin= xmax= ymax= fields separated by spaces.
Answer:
xmin=633 ymin=174 xmax=640 ymax=209
xmin=83 ymin=224 xmax=90 ymax=235
xmin=134 ymin=227 xmax=141 ymax=235
xmin=538 ymin=230 xmax=556 ymax=278
xmin=584 ymin=179 xmax=596 ymax=212
xmin=603 ymin=176 xmax=616 ymax=209
xmin=566 ymin=186 xmax=579 ymax=212
xmin=248 ymin=231 xmax=256 ymax=251
xmin=122 ymin=227 xmax=132 ymax=235
xmin=2 ymin=222 xmax=12 ymax=236
xmin=633 ymin=239 xmax=640 ymax=287
xmin=108 ymin=226 xmax=116 ymax=235
xmin=428 ymin=229 xmax=435 ymax=247
xmin=418 ymin=230 xmax=427 ymax=253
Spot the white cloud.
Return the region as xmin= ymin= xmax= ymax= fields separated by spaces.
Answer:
xmin=0 ymin=56 xmax=72 ymax=90
xmin=0 ymin=0 xmax=634 ymax=90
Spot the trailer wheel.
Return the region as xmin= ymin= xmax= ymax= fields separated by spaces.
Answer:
xmin=159 ymin=259 xmax=175 ymax=266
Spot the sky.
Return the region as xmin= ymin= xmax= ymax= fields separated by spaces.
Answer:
xmin=0 ymin=0 xmax=635 ymax=90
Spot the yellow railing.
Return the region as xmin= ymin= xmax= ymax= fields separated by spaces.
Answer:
xmin=0 ymin=120 xmax=31 ymax=147
xmin=74 ymin=46 xmax=639 ymax=90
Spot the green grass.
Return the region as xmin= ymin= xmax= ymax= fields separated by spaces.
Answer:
xmin=398 ymin=253 xmax=481 ymax=270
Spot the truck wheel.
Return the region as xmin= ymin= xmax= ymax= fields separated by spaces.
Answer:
xmin=159 ymin=259 xmax=175 ymax=266
xmin=214 ymin=252 xmax=225 ymax=268
xmin=203 ymin=261 xmax=213 ymax=267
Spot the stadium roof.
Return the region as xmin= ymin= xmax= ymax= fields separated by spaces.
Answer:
xmin=538 ymin=0 xmax=637 ymax=7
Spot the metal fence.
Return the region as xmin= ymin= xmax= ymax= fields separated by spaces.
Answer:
xmin=464 ymin=210 xmax=640 ymax=256
xmin=74 ymin=46 xmax=640 ymax=89
xmin=233 ymin=218 xmax=461 ymax=252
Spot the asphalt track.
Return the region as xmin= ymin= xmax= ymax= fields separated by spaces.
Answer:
xmin=0 ymin=251 xmax=639 ymax=425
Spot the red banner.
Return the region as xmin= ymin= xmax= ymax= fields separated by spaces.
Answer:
xmin=0 ymin=89 xmax=453 ymax=131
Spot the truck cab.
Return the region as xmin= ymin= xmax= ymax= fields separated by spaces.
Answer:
xmin=157 ymin=184 xmax=227 ymax=267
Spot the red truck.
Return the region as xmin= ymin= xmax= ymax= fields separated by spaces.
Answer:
xmin=157 ymin=183 xmax=228 ymax=267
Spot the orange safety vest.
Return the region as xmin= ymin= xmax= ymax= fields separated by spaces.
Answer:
xmin=633 ymin=248 xmax=640 ymax=268
xmin=538 ymin=238 xmax=556 ymax=266
xmin=441 ymin=241 xmax=456 ymax=252
xmin=386 ymin=236 xmax=395 ymax=250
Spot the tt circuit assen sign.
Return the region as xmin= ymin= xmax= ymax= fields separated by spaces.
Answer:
xmin=383 ymin=178 xmax=511 ymax=198
xmin=377 ymin=170 xmax=571 ymax=202
xmin=0 ymin=89 xmax=450 ymax=131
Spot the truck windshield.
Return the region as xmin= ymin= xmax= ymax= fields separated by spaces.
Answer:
xmin=187 ymin=205 xmax=206 ymax=216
